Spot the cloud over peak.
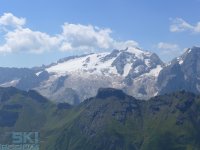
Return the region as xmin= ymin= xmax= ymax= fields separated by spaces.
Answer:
xmin=157 ymin=42 xmax=179 ymax=50
xmin=60 ymin=23 xmax=113 ymax=51
xmin=0 ymin=13 xmax=138 ymax=54
xmin=156 ymin=42 xmax=182 ymax=61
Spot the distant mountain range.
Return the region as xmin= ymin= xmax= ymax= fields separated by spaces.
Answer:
xmin=0 ymin=46 xmax=200 ymax=104
xmin=0 ymin=87 xmax=200 ymax=150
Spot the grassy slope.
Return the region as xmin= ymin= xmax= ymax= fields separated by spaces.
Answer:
xmin=47 ymin=91 xmax=200 ymax=150
xmin=1 ymin=88 xmax=200 ymax=150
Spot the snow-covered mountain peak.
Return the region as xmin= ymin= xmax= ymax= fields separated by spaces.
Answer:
xmin=117 ymin=47 xmax=152 ymax=60
xmin=124 ymin=47 xmax=151 ymax=58
xmin=46 ymin=52 xmax=114 ymax=75
xmin=39 ymin=47 xmax=164 ymax=103
xmin=45 ymin=47 xmax=163 ymax=79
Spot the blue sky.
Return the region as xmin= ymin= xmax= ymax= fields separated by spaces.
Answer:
xmin=0 ymin=0 xmax=200 ymax=67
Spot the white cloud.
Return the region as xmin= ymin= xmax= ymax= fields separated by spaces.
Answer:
xmin=170 ymin=18 xmax=200 ymax=33
xmin=0 ymin=13 xmax=26 ymax=28
xmin=60 ymin=23 xmax=113 ymax=51
xmin=0 ymin=28 xmax=60 ymax=53
xmin=157 ymin=42 xmax=179 ymax=50
xmin=60 ymin=23 xmax=138 ymax=51
xmin=113 ymin=40 xmax=139 ymax=50
xmin=157 ymin=42 xmax=182 ymax=60
xmin=0 ymin=13 xmax=139 ymax=54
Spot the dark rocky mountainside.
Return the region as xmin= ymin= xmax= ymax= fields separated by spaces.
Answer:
xmin=158 ymin=47 xmax=200 ymax=95
xmin=1 ymin=87 xmax=200 ymax=150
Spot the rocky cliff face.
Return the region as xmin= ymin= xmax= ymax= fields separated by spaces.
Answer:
xmin=157 ymin=46 xmax=200 ymax=95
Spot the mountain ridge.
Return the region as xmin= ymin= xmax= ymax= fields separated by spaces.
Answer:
xmin=1 ymin=87 xmax=200 ymax=150
xmin=35 ymin=47 xmax=163 ymax=103
xmin=0 ymin=46 xmax=200 ymax=104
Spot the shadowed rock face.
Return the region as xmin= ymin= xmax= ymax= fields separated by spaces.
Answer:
xmin=101 ymin=49 xmax=120 ymax=62
xmin=57 ymin=103 xmax=71 ymax=110
xmin=96 ymin=88 xmax=126 ymax=99
xmin=2 ymin=104 xmax=23 ymax=110
xmin=112 ymin=51 xmax=136 ymax=75
xmin=157 ymin=63 xmax=185 ymax=94
xmin=0 ymin=110 xmax=19 ymax=127
xmin=157 ymin=47 xmax=200 ymax=95
xmin=0 ymin=87 xmax=48 ymax=103
xmin=50 ymin=75 xmax=68 ymax=92
xmin=26 ymin=90 xmax=48 ymax=103
xmin=0 ymin=87 xmax=24 ymax=102
xmin=181 ymin=47 xmax=200 ymax=78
